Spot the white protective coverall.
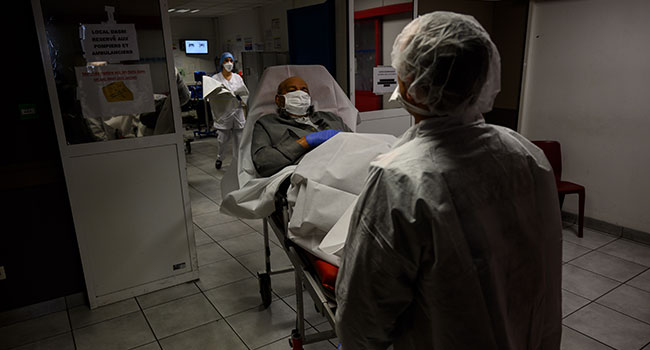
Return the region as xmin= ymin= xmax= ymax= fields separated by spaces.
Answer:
xmin=210 ymin=71 xmax=248 ymax=162
xmin=335 ymin=11 xmax=562 ymax=350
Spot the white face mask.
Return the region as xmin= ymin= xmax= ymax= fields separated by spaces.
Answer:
xmin=389 ymin=86 xmax=437 ymax=117
xmin=282 ymin=90 xmax=312 ymax=116
xmin=223 ymin=62 xmax=234 ymax=72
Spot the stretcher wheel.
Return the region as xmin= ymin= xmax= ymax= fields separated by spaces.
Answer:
xmin=258 ymin=273 xmax=272 ymax=308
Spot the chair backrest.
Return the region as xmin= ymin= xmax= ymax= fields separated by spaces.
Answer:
xmin=532 ymin=140 xmax=562 ymax=185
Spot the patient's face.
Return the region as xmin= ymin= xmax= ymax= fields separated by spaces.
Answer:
xmin=276 ymin=77 xmax=310 ymax=108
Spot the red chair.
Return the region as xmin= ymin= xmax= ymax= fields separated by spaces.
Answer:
xmin=532 ymin=141 xmax=585 ymax=237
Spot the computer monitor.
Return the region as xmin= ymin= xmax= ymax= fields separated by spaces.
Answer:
xmin=183 ymin=40 xmax=208 ymax=55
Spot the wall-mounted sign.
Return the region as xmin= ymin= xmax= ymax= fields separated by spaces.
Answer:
xmin=75 ymin=64 xmax=154 ymax=119
xmin=80 ymin=23 xmax=140 ymax=63
xmin=373 ymin=66 xmax=397 ymax=94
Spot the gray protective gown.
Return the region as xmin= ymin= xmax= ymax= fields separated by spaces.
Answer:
xmin=335 ymin=115 xmax=562 ymax=350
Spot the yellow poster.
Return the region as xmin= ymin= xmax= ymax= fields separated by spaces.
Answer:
xmin=75 ymin=64 xmax=154 ymax=119
xmin=102 ymin=81 xmax=134 ymax=102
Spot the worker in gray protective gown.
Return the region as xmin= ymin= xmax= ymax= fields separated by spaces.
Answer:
xmin=335 ymin=11 xmax=562 ymax=350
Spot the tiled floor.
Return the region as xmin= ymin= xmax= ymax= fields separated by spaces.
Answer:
xmin=1 ymin=136 xmax=650 ymax=350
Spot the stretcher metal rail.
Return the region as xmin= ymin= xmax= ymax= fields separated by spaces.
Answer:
xmin=258 ymin=189 xmax=337 ymax=349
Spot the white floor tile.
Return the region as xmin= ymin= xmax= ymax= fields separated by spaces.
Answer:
xmin=564 ymin=303 xmax=650 ymax=350
xmin=143 ymin=293 xmax=220 ymax=339
xmin=202 ymin=220 xmax=258 ymax=242
xmin=158 ymin=320 xmax=246 ymax=350
xmin=136 ymin=282 xmax=201 ymax=310
xmin=563 ymin=227 xmax=618 ymax=250
xmin=193 ymin=225 xmax=214 ymax=246
xmin=562 ymin=264 xmax=620 ymax=300
xmin=73 ymin=312 xmax=155 ymax=350
xmin=569 ymin=251 xmax=647 ymax=282
xmin=226 ymin=300 xmax=297 ymax=349
xmin=204 ymin=277 xmax=277 ymax=317
xmin=598 ymin=239 xmax=650 ymax=267
xmin=563 ymin=241 xmax=591 ymax=262
xmin=282 ymin=291 xmax=328 ymax=328
xmin=257 ymin=327 xmax=337 ymax=350
xmin=69 ymin=298 xmax=139 ymax=329
xmin=192 ymin=211 xmax=238 ymax=230
xmin=11 ymin=332 xmax=75 ymax=350
xmin=627 ymin=268 xmax=650 ymax=292
xmin=560 ymin=326 xmax=613 ymax=350
xmin=562 ymin=290 xmax=590 ymax=318
xmin=219 ymin=232 xmax=267 ymax=257
xmin=195 ymin=258 xmax=253 ymax=291
xmin=132 ymin=342 xmax=161 ymax=350
xmin=236 ymin=245 xmax=292 ymax=275
xmin=0 ymin=311 xmax=69 ymax=350
xmin=0 ymin=298 xmax=66 ymax=328
xmin=597 ymin=284 xmax=650 ymax=324
xmin=196 ymin=241 xmax=231 ymax=266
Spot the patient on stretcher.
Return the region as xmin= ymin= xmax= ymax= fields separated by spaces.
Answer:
xmin=220 ymin=65 xmax=396 ymax=264
xmin=251 ymin=76 xmax=352 ymax=177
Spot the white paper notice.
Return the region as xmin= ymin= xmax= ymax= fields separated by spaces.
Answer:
xmin=372 ymin=66 xmax=398 ymax=94
xmin=75 ymin=64 xmax=155 ymax=120
xmin=80 ymin=23 xmax=140 ymax=63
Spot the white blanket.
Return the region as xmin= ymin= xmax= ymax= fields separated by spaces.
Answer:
xmin=286 ymin=132 xmax=397 ymax=266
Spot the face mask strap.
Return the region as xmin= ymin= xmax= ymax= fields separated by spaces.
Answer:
xmin=389 ymin=86 xmax=438 ymax=117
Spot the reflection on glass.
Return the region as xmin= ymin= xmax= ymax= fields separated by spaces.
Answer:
xmin=40 ymin=0 xmax=175 ymax=144
xmin=355 ymin=19 xmax=377 ymax=92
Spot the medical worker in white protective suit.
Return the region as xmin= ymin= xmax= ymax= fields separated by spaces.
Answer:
xmin=212 ymin=52 xmax=247 ymax=169
xmin=335 ymin=11 xmax=562 ymax=350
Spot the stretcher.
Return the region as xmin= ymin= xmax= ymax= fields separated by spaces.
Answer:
xmin=220 ymin=65 xmax=395 ymax=349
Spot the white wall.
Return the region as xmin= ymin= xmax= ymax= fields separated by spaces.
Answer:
xmin=258 ymin=0 xmax=293 ymax=54
xmin=217 ymin=8 xmax=263 ymax=67
xmin=520 ymin=0 xmax=650 ymax=232
xmin=169 ymin=18 xmax=220 ymax=83
xmin=215 ymin=0 xmax=326 ymax=70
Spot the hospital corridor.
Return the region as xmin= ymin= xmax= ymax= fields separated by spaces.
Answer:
xmin=2 ymin=137 xmax=650 ymax=349
xmin=2 ymin=0 xmax=650 ymax=349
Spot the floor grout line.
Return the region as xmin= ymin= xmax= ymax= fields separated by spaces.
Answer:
xmin=562 ymin=323 xmax=617 ymax=349
xmin=129 ymin=295 xmax=160 ymax=350
xmin=565 ymin=256 xmax=648 ymax=285
xmin=592 ymin=300 xmax=650 ymax=327
xmin=65 ymin=303 xmax=78 ymax=350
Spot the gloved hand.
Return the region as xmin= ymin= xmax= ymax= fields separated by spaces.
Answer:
xmin=305 ymin=129 xmax=341 ymax=148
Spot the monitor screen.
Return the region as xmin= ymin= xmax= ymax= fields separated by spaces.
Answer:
xmin=185 ymin=40 xmax=208 ymax=54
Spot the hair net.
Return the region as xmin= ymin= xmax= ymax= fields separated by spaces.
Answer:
xmin=391 ymin=11 xmax=501 ymax=117
xmin=217 ymin=52 xmax=234 ymax=73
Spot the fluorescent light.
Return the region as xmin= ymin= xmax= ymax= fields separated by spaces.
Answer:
xmin=176 ymin=9 xmax=190 ymax=13
xmin=168 ymin=8 xmax=176 ymax=12
xmin=190 ymin=9 xmax=200 ymax=13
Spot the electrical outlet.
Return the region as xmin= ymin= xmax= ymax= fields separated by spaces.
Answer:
xmin=0 ymin=266 xmax=6 ymax=280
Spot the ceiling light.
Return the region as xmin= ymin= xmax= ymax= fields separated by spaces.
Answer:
xmin=168 ymin=8 xmax=176 ymax=12
xmin=190 ymin=9 xmax=200 ymax=13
xmin=176 ymin=9 xmax=190 ymax=13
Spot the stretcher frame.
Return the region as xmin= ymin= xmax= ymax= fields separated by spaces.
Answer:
xmin=258 ymin=182 xmax=338 ymax=349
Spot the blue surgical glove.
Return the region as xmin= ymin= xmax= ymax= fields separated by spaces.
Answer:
xmin=305 ymin=129 xmax=341 ymax=147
